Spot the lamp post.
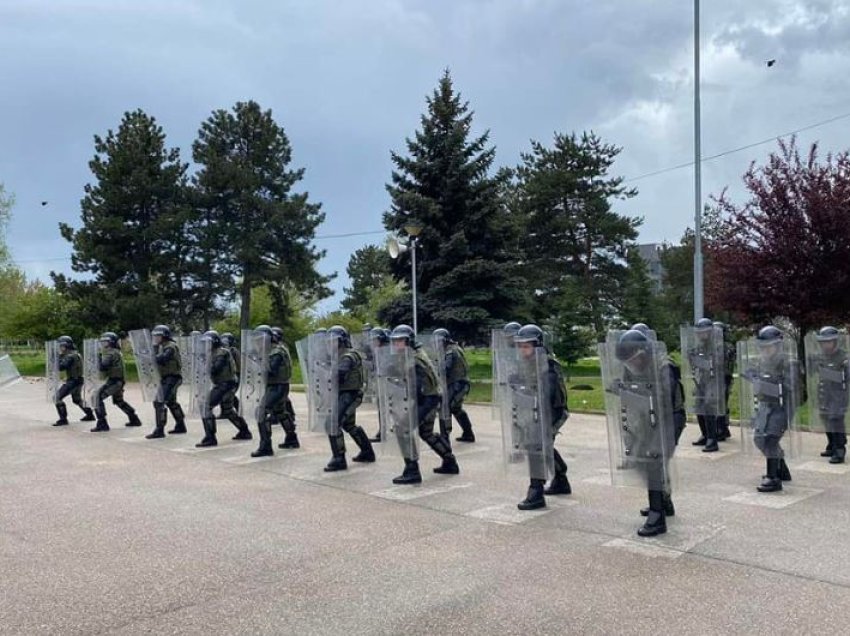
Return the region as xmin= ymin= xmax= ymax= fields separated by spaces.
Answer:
xmin=693 ymin=0 xmax=704 ymax=322
xmin=387 ymin=220 xmax=424 ymax=335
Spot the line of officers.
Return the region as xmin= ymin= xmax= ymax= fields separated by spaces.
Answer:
xmin=44 ymin=318 xmax=849 ymax=538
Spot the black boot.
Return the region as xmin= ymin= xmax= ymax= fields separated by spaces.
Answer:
xmin=717 ymin=417 xmax=731 ymax=441
xmin=232 ymin=418 xmax=253 ymax=441
xmin=392 ymin=459 xmax=423 ymax=484
xmin=637 ymin=490 xmax=667 ymax=537
xmin=196 ymin=417 xmax=218 ymax=447
xmin=80 ymin=407 xmax=96 ymax=422
xmin=544 ymin=473 xmax=571 ymax=495
xmin=830 ymin=447 xmax=846 ymax=464
xmin=125 ymin=413 xmax=142 ymax=427
xmin=54 ymin=402 xmax=69 ymax=426
xmin=641 ymin=493 xmax=675 ymax=517
xmin=517 ymin=479 xmax=546 ymax=510
xmin=369 ymin=429 xmax=382 ymax=443
xmin=324 ymin=434 xmax=348 ymax=472
xmin=277 ymin=431 xmax=300 ymax=449
xmin=350 ymin=427 xmax=376 ymax=463
xmin=692 ymin=418 xmax=707 ymax=446
xmin=167 ymin=411 xmax=187 ymax=434
xmin=147 ymin=407 xmax=167 ymax=439
xmin=251 ymin=420 xmax=274 ymax=457
xmin=702 ymin=417 xmax=719 ymax=452
xmin=757 ymin=458 xmax=782 ymax=492
xmin=90 ymin=419 xmax=110 ymax=433
xmin=433 ymin=455 xmax=460 ymax=475
xmin=822 ymin=433 xmax=835 ymax=457
xmin=778 ymin=457 xmax=792 ymax=481
xmin=455 ymin=411 xmax=475 ymax=443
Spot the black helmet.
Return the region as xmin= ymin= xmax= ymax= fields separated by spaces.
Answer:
xmin=629 ymin=323 xmax=656 ymax=340
xmin=433 ymin=328 xmax=450 ymax=343
xmin=315 ymin=328 xmax=327 ymax=334
xmin=370 ymin=327 xmax=390 ymax=345
xmin=57 ymin=335 xmax=75 ymax=349
xmin=152 ymin=325 xmax=172 ymax=339
xmin=328 ymin=325 xmax=351 ymax=348
xmin=100 ymin=332 xmax=119 ymax=348
xmin=390 ymin=324 xmax=415 ymax=346
xmin=514 ymin=324 xmax=544 ymax=347
xmin=695 ymin=318 xmax=714 ymax=330
xmin=203 ymin=330 xmax=221 ymax=347
xmin=362 ymin=323 xmax=373 ymax=332
xmin=270 ymin=326 xmax=284 ymax=344
xmin=756 ymin=325 xmax=783 ymax=344
xmin=503 ymin=321 xmax=522 ymax=334
xmin=712 ymin=321 xmax=726 ymax=331
xmin=255 ymin=325 xmax=274 ymax=341
xmin=816 ymin=326 xmax=840 ymax=342
xmin=221 ymin=332 xmax=235 ymax=347
xmin=615 ymin=329 xmax=651 ymax=362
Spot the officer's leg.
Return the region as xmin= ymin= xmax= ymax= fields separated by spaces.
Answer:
xmin=452 ymin=382 xmax=475 ymax=443
xmin=702 ymin=415 xmax=719 ymax=452
xmin=276 ymin=385 xmax=300 ymax=448
xmin=370 ymin=406 xmax=383 ymax=443
xmin=756 ymin=434 xmax=783 ymax=492
xmin=221 ymin=383 xmax=252 ymax=440
xmin=164 ymin=377 xmax=186 ymax=434
xmin=829 ymin=417 xmax=846 ymax=464
xmin=518 ymin=445 xmax=547 ymax=510
xmin=197 ymin=385 xmax=223 ymax=447
xmin=69 ymin=381 xmax=94 ymax=421
xmin=392 ymin=418 xmax=422 ymax=485
xmin=94 ymin=383 xmax=111 ymax=431
xmin=418 ymin=401 xmax=459 ymax=475
xmin=341 ymin=392 xmax=374 ymax=463
xmin=252 ymin=386 xmax=278 ymax=457
xmin=545 ymin=446 xmax=571 ymax=495
xmin=53 ymin=382 xmax=71 ymax=426
xmin=637 ymin=461 xmax=667 ymax=537
xmin=693 ymin=413 xmax=707 ymax=445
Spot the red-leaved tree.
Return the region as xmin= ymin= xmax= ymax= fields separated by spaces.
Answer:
xmin=707 ymin=137 xmax=850 ymax=340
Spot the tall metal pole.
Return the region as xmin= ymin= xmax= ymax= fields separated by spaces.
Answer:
xmin=411 ymin=238 xmax=418 ymax=335
xmin=693 ymin=0 xmax=704 ymax=322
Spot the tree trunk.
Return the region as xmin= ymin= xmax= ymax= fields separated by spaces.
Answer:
xmin=239 ymin=275 xmax=251 ymax=330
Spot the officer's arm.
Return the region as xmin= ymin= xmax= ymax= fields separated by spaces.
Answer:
xmin=444 ymin=350 xmax=457 ymax=375
xmin=268 ymin=352 xmax=282 ymax=378
xmin=155 ymin=345 xmax=174 ymax=365
xmin=58 ymin=356 xmax=71 ymax=371
xmin=338 ymin=355 xmax=354 ymax=382
xmin=414 ymin=365 xmax=427 ymax=397
xmin=98 ymin=352 xmax=111 ymax=372
xmin=210 ymin=353 xmax=229 ymax=376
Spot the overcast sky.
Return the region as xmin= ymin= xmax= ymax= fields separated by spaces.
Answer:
xmin=2 ymin=0 xmax=849 ymax=313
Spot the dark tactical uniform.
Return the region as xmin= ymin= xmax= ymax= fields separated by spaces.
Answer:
xmin=54 ymin=343 xmax=95 ymax=425
xmin=152 ymin=338 xmax=186 ymax=435
xmin=814 ymin=346 xmax=848 ymax=462
xmin=222 ymin=334 xmax=241 ymax=415
xmin=197 ymin=337 xmax=252 ymax=446
xmin=441 ymin=341 xmax=476 ymax=442
xmin=367 ymin=328 xmax=390 ymax=443
xmin=718 ymin=338 xmax=736 ymax=440
xmin=743 ymin=330 xmax=796 ymax=491
xmin=391 ymin=324 xmax=460 ymax=484
xmin=94 ymin=341 xmax=141 ymax=432
xmin=324 ymin=335 xmax=375 ymax=471
xmin=253 ymin=338 xmax=299 ymax=456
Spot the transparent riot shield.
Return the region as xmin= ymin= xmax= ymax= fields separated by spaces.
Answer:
xmin=738 ymin=336 xmax=801 ymax=458
xmin=497 ymin=343 xmax=555 ymax=481
xmin=0 ymin=354 xmax=21 ymax=389
xmin=82 ymin=339 xmax=103 ymax=411
xmin=187 ymin=333 xmax=212 ymax=419
xmin=295 ymin=337 xmax=311 ymax=410
xmin=45 ymin=340 xmax=60 ymax=403
xmin=175 ymin=335 xmax=191 ymax=403
xmin=491 ymin=329 xmax=515 ymax=418
xmin=804 ymin=331 xmax=850 ymax=437
xmin=352 ymin=332 xmax=376 ymax=404
xmin=599 ymin=336 xmax=677 ymax=491
xmin=680 ymin=325 xmax=725 ymax=417
xmin=240 ymin=330 xmax=270 ymax=427
xmin=306 ymin=332 xmax=339 ymax=435
xmin=375 ymin=345 xmax=418 ymax=460
xmin=128 ymin=329 xmax=161 ymax=403
xmin=419 ymin=333 xmax=451 ymax=423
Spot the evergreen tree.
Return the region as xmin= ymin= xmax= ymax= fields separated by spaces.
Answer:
xmin=192 ymin=100 xmax=331 ymax=329
xmin=382 ymin=70 xmax=523 ymax=343
xmin=510 ymin=132 xmax=640 ymax=341
xmin=341 ymin=245 xmax=391 ymax=315
xmin=53 ymin=110 xmax=196 ymax=330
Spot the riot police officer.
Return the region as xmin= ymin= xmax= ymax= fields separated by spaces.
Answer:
xmin=271 ymin=327 xmax=298 ymax=441
xmin=52 ymin=336 xmax=96 ymax=426
xmin=195 ymin=331 xmax=252 ymax=447
xmin=433 ymin=328 xmax=476 ymax=443
xmin=368 ymin=327 xmax=390 ymax=442
xmin=741 ymin=326 xmax=796 ymax=492
xmin=714 ymin=321 xmax=735 ymax=441
xmin=323 ymin=326 xmax=376 ymax=471
xmin=514 ymin=325 xmax=571 ymax=510
xmin=221 ymin=332 xmax=240 ymax=414
xmin=688 ymin=318 xmax=721 ymax=452
xmin=252 ymin=325 xmax=299 ymax=457
xmin=390 ymin=325 xmax=460 ymax=484
xmin=93 ymin=332 xmax=141 ymax=432
xmin=145 ymin=325 xmax=186 ymax=439
xmin=812 ymin=326 xmax=848 ymax=464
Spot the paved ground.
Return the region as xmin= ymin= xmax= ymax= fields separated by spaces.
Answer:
xmin=2 ymin=378 xmax=850 ymax=635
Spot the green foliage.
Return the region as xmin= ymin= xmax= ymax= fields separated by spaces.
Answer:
xmin=382 ymin=70 xmax=524 ymax=343
xmin=192 ymin=100 xmax=332 ymax=330
xmin=1 ymin=280 xmax=86 ymax=342
xmin=342 ymin=245 xmax=391 ymax=316
xmin=0 ymin=182 xmax=13 ymax=266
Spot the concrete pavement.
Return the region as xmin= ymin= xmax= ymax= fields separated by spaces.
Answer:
xmin=2 ymin=379 xmax=850 ymax=635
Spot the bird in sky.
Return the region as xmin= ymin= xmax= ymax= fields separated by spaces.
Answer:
xmin=766 ymin=59 xmax=776 ymax=67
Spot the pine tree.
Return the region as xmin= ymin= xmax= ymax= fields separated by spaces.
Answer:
xmin=192 ymin=100 xmax=331 ymax=329
xmin=382 ymin=70 xmax=522 ymax=342
xmin=341 ymin=245 xmax=391 ymax=315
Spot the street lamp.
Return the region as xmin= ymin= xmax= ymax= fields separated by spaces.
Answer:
xmin=387 ymin=220 xmax=424 ymax=335
xmin=693 ymin=0 xmax=704 ymax=322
